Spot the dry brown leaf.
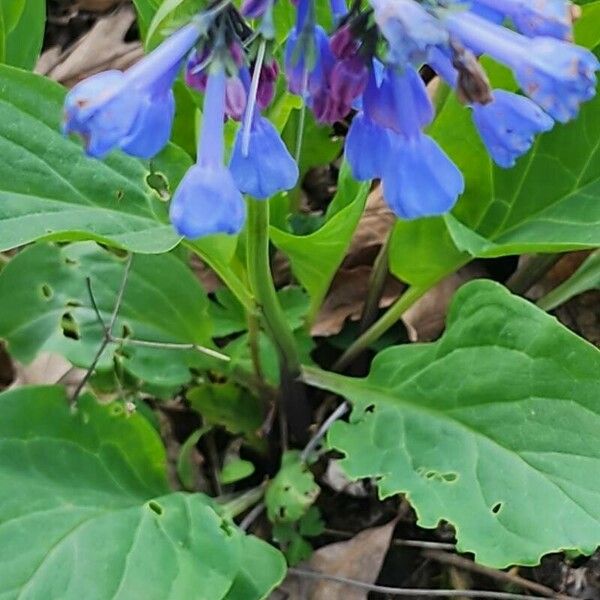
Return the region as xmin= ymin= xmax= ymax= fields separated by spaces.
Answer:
xmin=37 ymin=5 xmax=143 ymax=87
xmin=9 ymin=352 xmax=85 ymax=392
xmin=343 ymin=188 xmax=395 ymax=269
xmin=77 ymin=0 xmax=123 ymax=12
xmin=311 ymin=266 xmax=403 ymax=337
xmin=402 ymin=263 xmax=487 ymax=342
xmin=272 ymin=520 xmax=397 ymax=600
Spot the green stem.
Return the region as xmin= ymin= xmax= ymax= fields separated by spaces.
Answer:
xmin=246 ymin=198 xmax=301 ymax=374
xmin=332 ymin=284 xmax=429 ymax=372
xmin=218 ymin=485 xmax=265 ymax=520
xmin=359 ymin=233 xmax=392 ymax=334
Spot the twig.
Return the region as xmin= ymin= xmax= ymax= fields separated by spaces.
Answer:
xmin=108 ymin=336 xmax=231 ymax=363
xmin=423 ymin=550 xmax=577 ymax=600
xmin=71 ymin=255 xmax=133 ymax=406
xmin=288 ymin=567 xmax=556 ymax=599
xmin=323 ymin=529 xmax=455 ymax=550
xmin=239 ymin=502 xmax=265 ymax=531
xmin=300 ymin=401 xmax=349 ymax=462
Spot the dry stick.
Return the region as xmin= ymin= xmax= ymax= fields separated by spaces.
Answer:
xmin=239 ymin=502 xmax=265 ymax=531
xmin=288 ymin=567 xmax=556 ymax=600
xmin=71 ymin=255 xmax=133 ymax=405
xmin=300 ymin=401 xmax=349 ymax=462
xmin=423 ymin=550 xmax=577 ymax=600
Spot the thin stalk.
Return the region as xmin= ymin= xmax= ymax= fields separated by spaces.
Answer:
xmin=246 ymin=199 xmax=312 ymax=442
xmin=218 ymin=486 xmax=265 ymax=520
xmin=246 ymin=199 xmax=301 ymax=373
xmin=333 ymin=285 xmax=429 ymax=372
xmin=359 ymin=232 xmax=392 ymax=334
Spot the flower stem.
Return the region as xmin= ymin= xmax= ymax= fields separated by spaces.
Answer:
xmin=246 ymin=199 xmax=301 ymax=373
xmin=332 ymin=284 xmax=429 ymax=372
xmin=359 ymin=232 xmax=392 ymax=334
xmin=246 ymin=198 xmax=312 ymax=443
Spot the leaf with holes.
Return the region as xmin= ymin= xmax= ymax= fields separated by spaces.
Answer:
xmin=0 ymin=242 xmax=214 ymax=388
xmin=389 ymin=4 xmax=600 ymax=287
xmin=266 ymin=451 xmax=320 ymax=524
xmin=303 ymin=280 xmax=600 ymax=567
xmin=0 ymin=385 xmax=286 ymax=599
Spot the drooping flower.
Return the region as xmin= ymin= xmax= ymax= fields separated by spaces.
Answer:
xmin=230 ymin=115 xmax=299 ymax=198
xmin=472 ymin=90 xmax=554 ymax=167
xmin=445 ymin=9 xmax=599 ymax=122
xmin=381 ymin=132 xmax=464 ymax=219
xmin=428 ymin=46 xmax=554 ymax=168
xmin=471 ymin=0 xmax=574 ymax=40
xmin=170 ymin=71 xmax=245 ymax=238
xmin=64 ymin=23 xmax=201 ymax=158
xmin=345 ymin=111 xmax=391 ymax=181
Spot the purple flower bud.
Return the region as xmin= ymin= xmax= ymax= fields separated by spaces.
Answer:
xmin=241 ymin=0 xmax=271 ymax=18
xmin=472 ymin=90 xmax=554 ymax=168
xmin=185 ymin=47 xmax=210 ymax=92
xmin=230 ymin=116 xmax=299 ymax=198
xmin=256 ymin=58 xmax=279 ymax=109
xmin=225 ymin=76 xmax=248 ymax=121
xmin=64 ymin=23 xmax=200 ymax=158
xmin=170 ymin=71 xmax=245 ymax=238
xmin=330 ymin=25 xmax=357 ymax=59
xmin=285 ymin=24 xmax=335 ymax=97
xmin=312 ymin=59 xmax=368 ymax=124
xmin=381 ymin=132 xmax=464 ymax=220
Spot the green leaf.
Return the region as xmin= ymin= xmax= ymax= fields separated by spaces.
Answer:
xmin=389 ymin=5 xmax=600 ymax=286
xmin=223 ymin=536 xmax=287 ymax=600
xmin=270 ymin=163 xmax=370 ymax=321
xmin=537 ymin=250 xmax=600 ymax=311
xmin=266 ymin=451 xmax=319 ymax=524
xmin=3 ymin=0 xmax=44 ymax=69
xmin=177 ymin=426 xmax=211 ymax=490
xmin=0 ymin=65 xmax=185 ymax=253
xmin=0 ymin=385 xmax=285 ymax=599
xmin=220 ymin=459 xmax=255 ymax=485
xmin=187 ymin=382 xmax=265 ymax=448
xmin=304 ymin=280 xmax=600 ymax=567
xmin=0 ymin=242 xmax=213 ymax=388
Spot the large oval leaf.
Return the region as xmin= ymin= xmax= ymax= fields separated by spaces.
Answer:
xmin=304 ymin=280 xmax=600 ymax=567
xmin=0 ymin=386 xmax=285 ymax=599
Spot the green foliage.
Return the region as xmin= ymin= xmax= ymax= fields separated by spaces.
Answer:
xmin=266 ymin=451 xmax=319 ymax=524
xmin=271 ymin=163 xmax=370 ymax=321
xmin=187 ymin=382 xmax=265 ymax=448
xmin=304 ymin=280 xmax=600 ymax=567
xmin=0 ymin=386 xmax=285 ymax=599
xmin=1 ymin=0 xmax=44 ymax=69
xmin=0 ymin=242 xmax=213 ymax=388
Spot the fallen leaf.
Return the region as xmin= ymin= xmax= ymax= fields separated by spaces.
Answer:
xmin=9 ymin=352 xmax=85 ymax=391
xmin=312 ymin=266 xmax=403 ymax=337
xmin=402 ymin=263 xmax=487 ymax=342
xmin=37 ymin=5 xmax=143 ymax=87
xmin=272 ymin=520 xmax=397 ymax=600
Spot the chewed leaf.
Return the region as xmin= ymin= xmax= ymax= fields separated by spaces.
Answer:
xmin=0 ymin=386 xmax=285 ymax=600
xmin=304 ymin=280 xmax=600 ymax=567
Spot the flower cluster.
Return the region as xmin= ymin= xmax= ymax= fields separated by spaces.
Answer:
xmin=64 ymin=0 xmax=598 ymax=238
